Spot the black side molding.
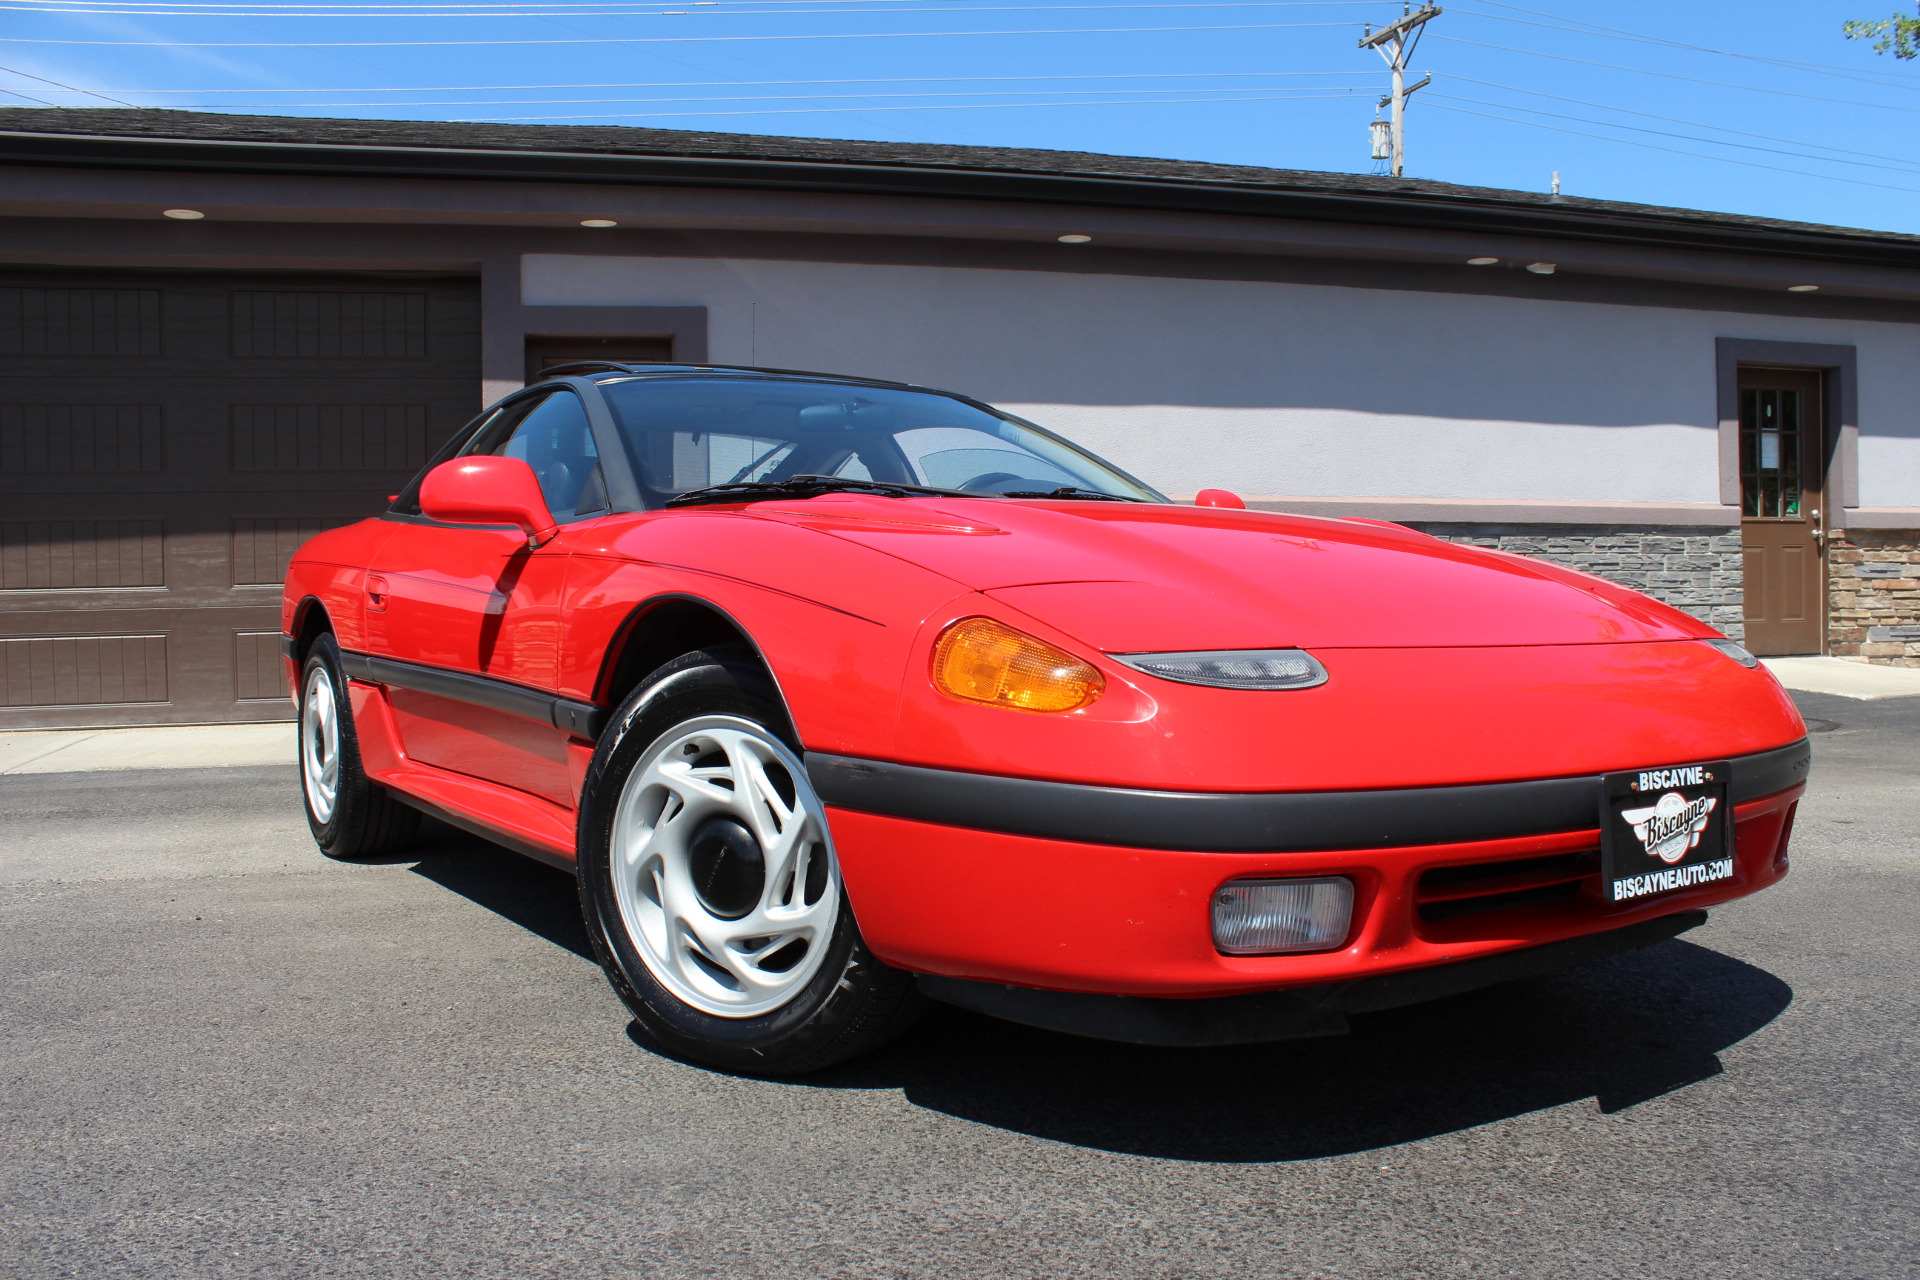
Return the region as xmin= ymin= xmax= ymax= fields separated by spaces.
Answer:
xmin=280 ymin=634 xmax=300 ymax=662
xmin=805 ymin=739 xmax=1811 ymax=853
xmin=338 ymin=649 xmax=607 ymax=742
xmin=917 ymin=910 xmax=1708 ymax=1047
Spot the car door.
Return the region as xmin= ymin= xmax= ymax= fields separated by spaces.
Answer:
xmin=367 ymin=386 xmax=610 ymax=805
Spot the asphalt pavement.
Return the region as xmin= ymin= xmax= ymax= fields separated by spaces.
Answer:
xmin=2 ymin=689 xmax=1915 ymax=1279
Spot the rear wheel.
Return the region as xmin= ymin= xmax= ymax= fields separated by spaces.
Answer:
xmin=577 ymin=646 xmax=926 ymax=1074
xmin=299 ymin=633 xmax=421 ymax=860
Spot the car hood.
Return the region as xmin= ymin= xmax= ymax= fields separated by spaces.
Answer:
xmin=756 ymin=496 xmax=1717 ymax=650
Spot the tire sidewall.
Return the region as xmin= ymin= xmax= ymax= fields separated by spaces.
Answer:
xmin=577 ymin=650 xmax=876 ymax=1068
xmin=299 ymin=634 xmax=355 ymax=849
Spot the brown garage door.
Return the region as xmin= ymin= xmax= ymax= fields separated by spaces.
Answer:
xmin=0 ymin=270 xmax=479 ymax=729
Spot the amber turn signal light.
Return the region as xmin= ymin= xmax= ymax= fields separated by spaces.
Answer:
xmin=931 ymin=617 xmax=1104 ymax=713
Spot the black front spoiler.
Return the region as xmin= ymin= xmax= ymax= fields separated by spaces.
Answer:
xmin=916 ymin=910 xmax=1708 ymax=1047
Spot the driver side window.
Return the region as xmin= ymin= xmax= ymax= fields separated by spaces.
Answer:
xmin=466 ymin=390 xmax=608 ymax=521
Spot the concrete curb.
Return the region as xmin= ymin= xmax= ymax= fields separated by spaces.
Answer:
xmin=1762 ymin=656 xmax=1920 ymax=701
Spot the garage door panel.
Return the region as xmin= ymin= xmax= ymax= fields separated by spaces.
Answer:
xmin=231 ymin=515 xmax=364 ymax=586
xmin=0 ymin=286 xmax=164 ymax=357
xmin=231 ymin=402 xmax=430 ymax=472
xmin=0 ymin=632 xmax=169 ymax=708
xmin=0 ymin=607 xmax=294 ymax=728
xmin=0 ymin=403 xmax=166 ymax=473
xmin=230 ymin=289 xmax=428 ymax=359
xmin=1 ymin=519 xmax=166 ymax=590
xmin=0 ymin=270 xmax=478 ymax=727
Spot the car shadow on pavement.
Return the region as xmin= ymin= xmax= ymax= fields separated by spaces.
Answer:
xmin=800 ymin=939 xmax=1792 ymax=1163
xmin=402 ymin=821 xmax=597 ymax=962
xmin=392 ymin=829 xmax=1792 ymax=1163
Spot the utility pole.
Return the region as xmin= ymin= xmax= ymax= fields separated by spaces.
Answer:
xmin=1360 ymin=3 xmax=1439 ymax=178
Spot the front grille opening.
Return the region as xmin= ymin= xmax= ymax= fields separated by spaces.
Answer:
xmin=1416 ymin=850 xmax=1599 ymax=923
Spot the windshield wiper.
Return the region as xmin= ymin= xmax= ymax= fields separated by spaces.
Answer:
xmin=664 ymin=475 xmax=976 ymax=508
xmin=998 ymin=485 xmax=1144 ymax=502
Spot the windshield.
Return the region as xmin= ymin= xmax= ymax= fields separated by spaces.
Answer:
xmin=596 ymin=376 xmax=1165 ymax=508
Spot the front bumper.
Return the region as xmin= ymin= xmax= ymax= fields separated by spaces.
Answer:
xmin=814 ymin=740 xmax=1807 ymax=1001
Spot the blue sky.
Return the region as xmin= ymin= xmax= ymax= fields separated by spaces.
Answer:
xmin=5 ymin=0 xmax=1920 ymax=233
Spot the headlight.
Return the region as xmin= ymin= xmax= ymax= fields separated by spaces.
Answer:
xmin=1113 ymin=649 xmax=1328 ymax=690
xmin=931 ymin=617 xmax=1105 ymax=713
xmin=1700 ymin=638 xmax=1759 ymax=669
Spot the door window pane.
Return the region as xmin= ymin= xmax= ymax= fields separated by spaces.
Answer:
xmin=1740 ymin=387 xmax=1803 ymax=519
xmin=469 ymin=390 xmax=607 ymax=521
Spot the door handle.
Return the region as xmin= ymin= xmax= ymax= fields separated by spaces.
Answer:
xmin=366 ymin=574 xmax=389 ymax=611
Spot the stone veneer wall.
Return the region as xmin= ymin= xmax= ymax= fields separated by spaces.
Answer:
xmin=1828 ymin=529 xmax=1920 ymax=667
xmin=1404 ymin=524 xmax=1746 ymax=642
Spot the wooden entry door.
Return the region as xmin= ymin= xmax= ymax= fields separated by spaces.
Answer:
xmin=525 ymin=334 xmax=672 ymax=383
xmin=1740 ymin=367 xmax=1826 ymax=655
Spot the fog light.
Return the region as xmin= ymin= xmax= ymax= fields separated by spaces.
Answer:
xmin=1212 ymin=877 xmax=1354 ymax=955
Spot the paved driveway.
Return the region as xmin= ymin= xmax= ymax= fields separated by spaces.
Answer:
xmin=3 ymin=691 xmax=1915 ymax=1279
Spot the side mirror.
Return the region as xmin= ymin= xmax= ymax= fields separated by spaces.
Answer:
xmin=1194 ymin=488 xmax=1247 ymax=509
xmin=419 ymin=456 xmax=559 ymax=545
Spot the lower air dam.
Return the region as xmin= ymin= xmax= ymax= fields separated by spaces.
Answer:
xmin=1612 ymin=858 xmax=1735 ymax=902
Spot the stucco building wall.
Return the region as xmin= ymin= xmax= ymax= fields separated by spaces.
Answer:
xmin=522 ymin=254 xmax=1920 ymax=513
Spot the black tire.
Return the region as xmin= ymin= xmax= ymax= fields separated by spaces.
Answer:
xmin=298 ymin=633 xmax=421 ymax=860
xmin=576 ymin=644 xmax=927 ymax=1075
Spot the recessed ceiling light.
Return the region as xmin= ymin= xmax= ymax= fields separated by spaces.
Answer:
xmin=1057 ymin=234 xmax=1092 ymax=244
xmin=1526 ymin=262 xmax=1557 ymax=274
xmin=580 ymin=219 xmax=618 ymax=228
xmin=162 ymin=208 xmax=204 ymax=220
xmin=1467 ymin=257 xmax=1499 ymax=266
xmin=1788 ymin=284 xmax=1820 ymax=292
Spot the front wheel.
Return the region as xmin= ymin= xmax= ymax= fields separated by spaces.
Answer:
xmin=576 ymin=646 xmax=926 ymax=1074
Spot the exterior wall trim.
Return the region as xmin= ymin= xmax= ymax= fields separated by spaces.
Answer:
xmin=1240 ymin=496 xmax=1739 ymax=527
xmin=1839 ymin=508 xmax=1920 ymax=530
xmin=1714 ymin=338 xmax=1859 ymax=510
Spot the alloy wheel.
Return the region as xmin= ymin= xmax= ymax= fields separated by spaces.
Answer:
xmin=610 ymin=715 xmax=840 ymax=1018
xmin=300 ymin=663 xmax=342 ymax=824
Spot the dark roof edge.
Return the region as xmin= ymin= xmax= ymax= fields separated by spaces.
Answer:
xmin=5 ymin=124 xmax=1919 ymax=272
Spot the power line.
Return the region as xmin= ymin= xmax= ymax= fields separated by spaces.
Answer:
xmin=0 ymin=0 xmax=1379 ymax=7
xmin=79 ymin=85 xmax=1378 ymax=106
xmin=0 ymin=60 xmax=134 ymax=105
xmin=0 ymin=18 xmax=1364 ymax=43
xmin=1458 ymin=0 xmax=1920 ymax=88
xmin=0 ymin=0 xmax=1387 ymax=10
xmin=456 ymin=90 xmax=1372 ymax=119
xmin=1445 ymin=75 xmax=1920 ymax=170
xmin=1431 ymin=34 xmax=1920 ymax=114
xmin=1422 ymin=100 xmax=1920 ymax=197
xmin=52 ymin=70 xmax=1377 ymax=93
xmin=1430 ymin=92 xmax=1920 ymax=177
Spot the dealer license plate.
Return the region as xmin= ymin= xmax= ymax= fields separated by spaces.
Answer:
xmin=1601 ymin=760 xmax=1735 ymax=904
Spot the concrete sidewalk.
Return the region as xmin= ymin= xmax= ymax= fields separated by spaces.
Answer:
xmin=0 ymin=723 xmax=295 ymax=775
xmin=1762 ymin=656 xmax=1920 ymax=701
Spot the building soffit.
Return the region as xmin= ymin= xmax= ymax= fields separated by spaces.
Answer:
xmin=1 ymin=214 xmax=1917 ymax=326
xmin=3 ymin=110 xmax=1920 ymax=297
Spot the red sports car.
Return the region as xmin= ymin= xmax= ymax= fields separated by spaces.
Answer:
xmin=282 ymin=364 xmax=1810 ymax=1073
